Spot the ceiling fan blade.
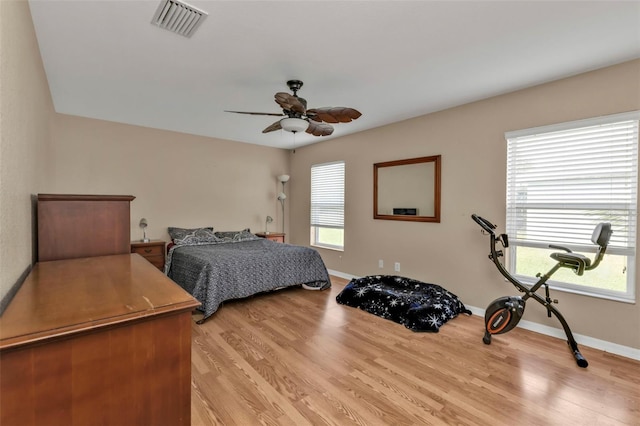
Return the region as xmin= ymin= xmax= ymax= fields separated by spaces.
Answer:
xmin=306 ymin=121 xmax=334 ymax=137
xmin=274 ymin=92 xmax=306 ymax=114
xmin=225 ymin=110 xmax=284 ymax=117
xmin=306 ymin=107 xmax=362 ymax=123
xmin=262 ymin=120 xmax=283 ymax=133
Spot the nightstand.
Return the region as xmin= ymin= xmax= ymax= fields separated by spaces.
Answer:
xmin=255 ymin=232 xmax=285 ymax=243
xmin=131 ymin=240 xmax=166 ymax=270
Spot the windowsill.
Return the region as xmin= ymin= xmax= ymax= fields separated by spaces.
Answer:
xmin=311 ymin=244 xmax=344 ymax=252
xmin=515 ymin=275 xmax=636 ymax=304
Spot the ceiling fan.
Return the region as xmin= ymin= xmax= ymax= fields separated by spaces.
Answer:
xmin=225 ymin=80 xmax=362 ymax=137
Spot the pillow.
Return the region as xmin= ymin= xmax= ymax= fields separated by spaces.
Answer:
xmin=173 ymin=228 xmax=221 ymax=245
xmin=214 ymin=228 xmax=260 ymax=243
xmin=168 ymin=226 xmax=213 ymax=242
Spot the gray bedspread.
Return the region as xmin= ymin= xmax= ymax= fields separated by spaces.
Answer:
xmin=166 ymin=239 xmax=330 ymax=320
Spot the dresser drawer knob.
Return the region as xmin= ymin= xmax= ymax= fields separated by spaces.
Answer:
xmin=144 ymin=249 xmax=152 ymax=253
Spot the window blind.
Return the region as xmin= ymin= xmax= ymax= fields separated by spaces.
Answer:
xmin=311 ymin=161 xmax=345 ymax=229
xmin=505 ymin=111 xmax=639 ymax=255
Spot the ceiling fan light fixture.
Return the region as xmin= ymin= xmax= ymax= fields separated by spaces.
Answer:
xmin=280 ymin=117 xmax=309 ymax=133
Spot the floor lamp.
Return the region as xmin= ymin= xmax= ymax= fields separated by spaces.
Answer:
xmin=277 ymin=174 xmax=290 ymax=233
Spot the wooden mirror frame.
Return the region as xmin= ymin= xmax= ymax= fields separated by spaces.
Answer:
xmin=373 ymin=155 xmax=441 ymax=223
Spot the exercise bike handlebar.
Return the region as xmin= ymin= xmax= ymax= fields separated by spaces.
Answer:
xmin=471 ymin=214 xmax=497 ymax=235
xmin=471 ymin=214 xmax=526 ymax=292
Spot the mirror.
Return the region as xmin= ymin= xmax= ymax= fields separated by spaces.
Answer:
xmin=374 ymin=155 xmax=441 ymax=222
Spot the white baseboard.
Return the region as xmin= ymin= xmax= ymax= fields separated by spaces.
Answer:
xmin=327 ymin=269 xmax=358 ymax=281
xmin=466 ymin=304 xmax=640 ymax=361
xmin=328 ymin=270 xmax=640 ymax=361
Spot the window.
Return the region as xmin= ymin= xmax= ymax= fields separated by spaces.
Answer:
xmin=310 ymin=161 xmax=345 ymax=250
xmin=505 ymin=111 xmax=638 ymax=302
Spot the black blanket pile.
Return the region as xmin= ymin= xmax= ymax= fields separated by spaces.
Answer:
xmin=336 ymin=275 xmax=471 ymax=332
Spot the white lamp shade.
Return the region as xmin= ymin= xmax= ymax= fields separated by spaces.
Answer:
xmin=277 ymin=192 xmax=287 ymax=201
xmin=280 ymin=117 xmax=309 ymax=133
xmin=278 ymin=174 xmax=290 ymax=183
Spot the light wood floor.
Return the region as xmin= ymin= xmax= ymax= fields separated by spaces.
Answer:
xmin=190 ymin=276 xmax=639 ymax=425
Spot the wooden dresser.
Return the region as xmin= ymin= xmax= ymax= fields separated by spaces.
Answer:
xmin=0 ymin=254 xmax=200 ymax=426
xmin=131 ymin=239 xmax=166 ymax=270
xmin=2 ymin=193 xmax=199 ymax=425
xmin=255 ymin=232 xmax=286 ymax=243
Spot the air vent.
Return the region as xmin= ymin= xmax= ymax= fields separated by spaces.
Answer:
xmin=151 ymin=0 xmax=207 ymax=38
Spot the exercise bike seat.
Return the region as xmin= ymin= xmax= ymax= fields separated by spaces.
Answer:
xmin=550 ymin=251 xmax=590 ymax=275
xmin=547 ymin=223 xmax=612 ymax=276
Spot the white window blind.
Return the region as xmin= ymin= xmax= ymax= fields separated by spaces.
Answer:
xmin=505 ymin=111 xmax=638 ymax=300
xmin=311 ymin=161 xmax=345 ymax=229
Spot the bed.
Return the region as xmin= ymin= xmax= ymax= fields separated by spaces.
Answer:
xmin=164 ymin=228 xmax=330 ymax=322
xmin=336 ymin=275 xmax=471 ymax=332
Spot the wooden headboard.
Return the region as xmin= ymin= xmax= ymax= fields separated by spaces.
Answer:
xmin=37 ymin=194 xmax=135 ymax=262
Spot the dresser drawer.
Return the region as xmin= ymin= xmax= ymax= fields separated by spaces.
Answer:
xmin=132 ymin=244 xmax=164 ymax=257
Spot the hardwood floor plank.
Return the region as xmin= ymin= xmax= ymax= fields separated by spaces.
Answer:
xmin=191 ymin=373 xmax=232 ymax=426
xmin=190 ymin=276 xmax=640 ymax=425
xmin=345 ymin=366 xmax=447 ymax=425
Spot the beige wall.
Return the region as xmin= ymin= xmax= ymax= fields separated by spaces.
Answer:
xmin=0 ymin=0 xmax=53 ymax=306
xmin=290 ymin=59 xmax=640 ymax=349
xmin=48 ymin=114 xmax=290 ymax=242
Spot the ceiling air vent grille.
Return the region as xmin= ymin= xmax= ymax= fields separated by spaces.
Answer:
xmin=151 ymin=0 xmax=207 ymax=38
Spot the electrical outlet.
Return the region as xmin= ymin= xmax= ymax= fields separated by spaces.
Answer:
xmin=378 ymin=259 xmax=384 ymax=268
xmin=394 ymin=262 xmax=400 ymax=272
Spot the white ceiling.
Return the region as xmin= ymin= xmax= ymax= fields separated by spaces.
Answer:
xmin=29 ymin=0 xmax=640 ymax=149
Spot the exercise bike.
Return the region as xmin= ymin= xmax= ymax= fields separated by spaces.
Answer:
xmin=471 ymin=214 xmax=612 ymax=368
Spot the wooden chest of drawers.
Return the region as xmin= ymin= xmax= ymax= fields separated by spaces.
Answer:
xmin=131 ymin=240 xmax=166 ymax=270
